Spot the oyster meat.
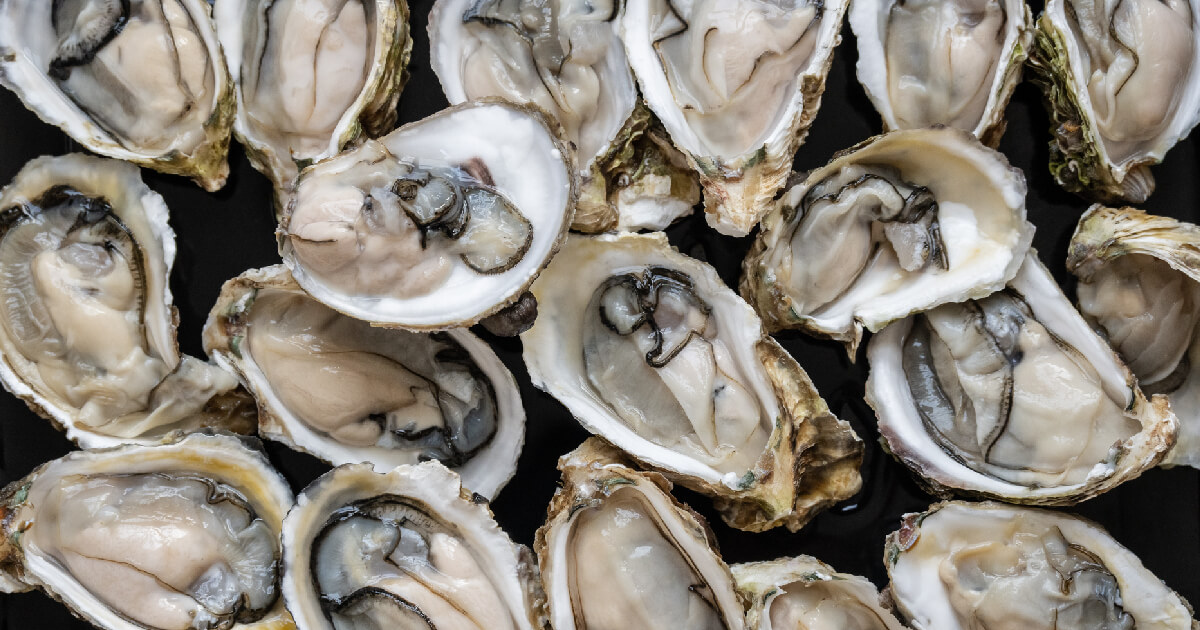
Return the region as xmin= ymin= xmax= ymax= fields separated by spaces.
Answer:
xmin=0 ymin=0 xmax=235 ymax=190
xmin=866 ymin=252 xmax=1178 ymax=503
xmin=732 ymin=556 xmax=907 ymax=630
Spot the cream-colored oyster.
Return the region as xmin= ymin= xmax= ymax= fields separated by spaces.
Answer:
xmin=733 ymin=556 xmax=907 ymax=630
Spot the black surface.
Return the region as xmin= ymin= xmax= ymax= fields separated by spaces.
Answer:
xmin=1 ymin=1 xmax=1198 ymax=627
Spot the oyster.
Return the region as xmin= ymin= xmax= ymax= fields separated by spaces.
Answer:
xmin=281 ymin=461 xmax=546 ymax=630
xmin=522 ymin=232 xmax=862 ymax=531
xmin=622 ymin=0 xmax=848 ymax=236
xmin=214 ymin=0 xmax=412 ymax=193
xmin=885 ymin=501 xmax=1198 ymax=629
xmin=1068 ymin=205 xmax=1200 ymax=468
xmin=1028 ymin=0 xmax=1200 ymax=203
xmin=429 ymin=0 xmax=699 ymax=232
xmin=848 ymin=0 xmax=1033 ymax=145
xmin=0 ymin=154 xmax=251 ymax=449
xmin=535 ymin=438 xmax=746 ymax=630
xmin=0 ymin=431 xmax=295 ymax=630
xmin=866 ymin=252 xmax=1178 ymax=503
xmin=278 ymin=100 xmax=574 ymax=330
xmin=0 ymin=0 xmax=235 ymax=190
xmin=732 ymin=556 xmax=907 ymax=630
xmin=741 ymin=128 xmax=1033 ymax=354
xmin=203 ymin=264 xmax=525 ymax=499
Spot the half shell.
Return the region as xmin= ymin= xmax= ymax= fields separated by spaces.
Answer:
xmin=732 ymin=556 xmax=907 ymax=630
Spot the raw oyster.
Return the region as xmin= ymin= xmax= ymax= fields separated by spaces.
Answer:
xmin=214 ymin=0 xmax=412 ymax=193
xmin=1068 ymin=205 xmax=1200 ymax=468
xmin=281 ymin=461 xmax=546 ymax=630
xmin=278 ymin=100 xmax=574 ymax=330
xmin=1028 ymin=0 xmax=1200 ymax=203
xmin=0 ymin=0 xmax=235 ymax=190
xmin=866 ymin=252 xmax=1178 ymax=504
xmin=885 ymin=501 xmax=1198 ymax=629
xmin=848 ymin=0 xmax=1033 ymax=145
xmin=203 ymin=264 xmax=525 ymax=499
xmin=0 ymin=154 xmax=251 ymax=449
xmin=732 ymin=556 xmax=907 ymax=630
xmin=535 ymin=438 xmax=746 ymax=629
xmin=741 ymin=128 xmax=1033 ymax=354
xmin=429 ymin=0 xmax=699 ymax=231
xmin=522 ymin=232 xmax=862 ymax=531
xmin=622 ymin=0 xmax=847 ymax=236
xmin=0 ymin=431 xmax=295 ymax=630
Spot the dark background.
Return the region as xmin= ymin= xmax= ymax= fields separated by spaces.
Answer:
xmin=1 ymin=0 xmax=1197 ymax=627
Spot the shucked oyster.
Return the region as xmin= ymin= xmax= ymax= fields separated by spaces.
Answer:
xmin=214 ymin=0 xmax=412 ymax=193
xmin=1068 ymin=206 xmax=1200 ymax=468
xmin=278 ymin=100 xmax=574 ymax=330
xmin=885 ymin=501 xmax=1198 ymax=629
xmin=536 ymin=438 xmax=746 ymax=630
xmin=0 ymin=154 xmax=250 ymax=449
xmin=848 ymin=0 xmax=1033 ymax=145
xmin=741 ymin=128 xmax=1033 ymax=354
xmin=622 ymin=0 xmax=848 ymax=236
xmin=1029 ymin=0 xmax=1200 ymax=202
xmin=732 ymin=556 xmax=907 ymax=630
xmin=522 ymin=232 xmax=862 ymax=531
xmin=282 ymin=462 xmax=546 ymax=630
xmin=204 ymin=264 xmax=525 ymax=499
xmin=866 ymin=253 xmax=1178 ymax=504
xmin=0 ymin=0 xmax=235 ymax=190
xmin=0 ymin=431 xmax=295 ymax=630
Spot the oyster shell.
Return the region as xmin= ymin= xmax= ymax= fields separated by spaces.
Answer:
xmin=848 ymin=0 xmax=1033 ymax=145
xmin=0 ymin=431 xmax=295 ymax=630
xmin=1067 ymin=205 xmax=1200 ymax=468
xmin=866 ymin=252 xmax=1178 ymax=504
xmin=740 ymin=128 xmax=1033 ymax=354
xmin=203 ymin=264 xmax=525 ymax=499
xmin=732 ymin=556 xmax=907 ymax=630
xmin=1028 ymin=0 xmax=1200 ymax=203
xmin=214 ymin=0 xmax=412 ymax=193
xmin=535 ymin=438 xmax=746 ymax=629
xmin=522 ymin=232 xmax=862 ymax=531
xmin=622 ymin=0 xmax=847 ymax=236
xmin=281 ymin=461 xmax=546 ymax=630
xmin=885 ymin=501 xmax=1198 ymax=629
xmin=0 ymin=0 xmax=235 ymax=190
xmin=0 ymin=154 xmax=251 ymax=449
xmin=277 ymin=100 xmax=575 ymax=330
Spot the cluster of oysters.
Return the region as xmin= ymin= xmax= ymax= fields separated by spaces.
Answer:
xmin=0 ymin=0 xmax=1197 ymax=629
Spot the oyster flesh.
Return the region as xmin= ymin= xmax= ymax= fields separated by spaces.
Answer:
xmin=0 ymin=431 xmax=295 ymax=630
xmin=0 ymin=0 xmax=235 ymax=190
xmin=0 ymin=154 xmax=250 ymax=449
xmin=866 ymin=252 xmax=1178 ymax=503
xmin=741 ymin=128 xmax=1033 ymax=354
xmin=535 ymin=438 xmax=746 ymax=630
xmin=885 ymin=501 xmax=1198 ymax=629
xmin=278 ymin=100 xmax=574 ymax=330
xmin=522 ymin=232 xmax=862 ymax=531
xmin=732 ymin=556 xmax=907 ymax=630
xmin=281 ymin=461 xmax=546 ymax=630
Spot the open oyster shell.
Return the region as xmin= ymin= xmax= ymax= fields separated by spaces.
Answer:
xmin=1028 ymin=0 xmax=1200 ymax=203
xmin=1067 ymin=205 xmax=1200 ymax=469
xmin=0 ymin=431 xmax=296 ymax=630
xmin=522 ymin=231 xmax=863 ymax=531
xmin=535 ymin=438 xmax=746 ymax=629
xmin=740 ymin=128 xmax=1033 ymax=355
xmin=281 ymin=461 xmax=546 ymax=630
xmin=203 ymin=264 xmax=524 ymax=499
xmin=885 ymin=501 xmax=1198 ymax=629
xmin=0 ymin=0 xmax=235 ymax=190
xmin=0 ymin=154 xmax=252 ymax=449
xmin=277 ymin=100 xmax=575 ymax=330
xmin=622 ymin=0 xmax=848 ymax=236
xmin=732 ymin=556 xmax=907 ymax=630
xmin=214 ymin=0 xmax=412 ymax=194
xmin=848 ymin=0 xmax=1033 ymax=146
xmin=866 ymin=252 xmax=1178 ymax=504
